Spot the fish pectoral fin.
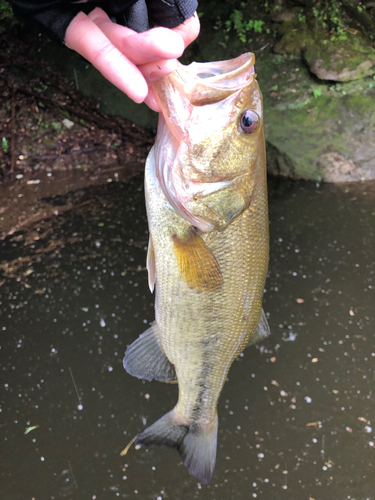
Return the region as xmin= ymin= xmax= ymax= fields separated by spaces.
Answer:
xmin=136 ymin=409 xmax=218 ymax=484
xmin=173 ymin=227 xmax=223 ymax=292
xmin=123 ymin=322 xmax=176 ymax=382
xmin=194 ymin=174 xmax=255 ymax=230
xmin=247 ymin=308 xmax=271 ymax=346
xmin=146 ymin=234 xmax=156 ymax=293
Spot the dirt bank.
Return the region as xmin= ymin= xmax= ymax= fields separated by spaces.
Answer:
xmin=0 ymin=22 xmax=154 ymax=237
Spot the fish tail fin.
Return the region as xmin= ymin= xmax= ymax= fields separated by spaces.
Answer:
xmin=136 ymin=409 xmax=218 ymax=484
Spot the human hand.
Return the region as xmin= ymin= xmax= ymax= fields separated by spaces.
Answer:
xmin=64 ymin=8 xmax=200 ymax=111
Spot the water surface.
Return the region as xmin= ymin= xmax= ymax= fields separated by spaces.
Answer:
xmin=1 ymin=177 xmax=374 ymax=499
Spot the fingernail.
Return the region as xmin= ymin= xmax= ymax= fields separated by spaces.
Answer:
xmin=148 ymin=72 xmax=161 ymax=82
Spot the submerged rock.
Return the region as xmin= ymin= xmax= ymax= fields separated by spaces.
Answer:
xmin=316 ymin=152 xmax=370 ymax=182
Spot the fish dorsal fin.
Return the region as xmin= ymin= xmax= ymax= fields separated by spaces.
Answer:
xmin=146 ymin=234 xmax=156 ymax=293
xmin=247 ymin=308 xmax=271 ymax=346
xmin=172 ymin=227 xmax=223 ymax=292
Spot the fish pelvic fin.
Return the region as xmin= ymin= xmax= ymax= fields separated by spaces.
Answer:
xmin=136 ymin=409 xmax=218 ymax=484
xmin=247 ymin=308 xmax=271 ymax=346
xmin=172 ymin=227 xmax=223 ymax=292
xmin=123 ymin=322 xmax=176 ymax=382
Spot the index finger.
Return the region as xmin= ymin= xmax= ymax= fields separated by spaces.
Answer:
xmin=172 ymin=12 xmax=200 ymax=48
xmin=65 ymin=11 xmax=148 ymax=103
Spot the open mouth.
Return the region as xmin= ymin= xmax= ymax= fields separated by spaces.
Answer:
xmin=173 ymin=53 xmax=255 ymax=106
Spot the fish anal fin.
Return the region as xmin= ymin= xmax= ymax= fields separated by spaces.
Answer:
xmin=247 ymin=308 xmax=271 ymax=346
xmin=146 ymin=234 xmax=156 ymax=293
xmin=136 ymin=409 xmax=218 ymax=484
xmin=123 ymin=322 xmax=176 ymax=382
xmin=172 ymin=227 xmax=223 ymax=292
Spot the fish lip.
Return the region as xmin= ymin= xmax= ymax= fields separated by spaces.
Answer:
xmin=172 ymin=53 xmax=255 ymax=105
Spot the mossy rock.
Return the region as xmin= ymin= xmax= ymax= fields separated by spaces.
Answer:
xmin=303 ymin=33 xmax=375 ymax=82
xmin=263 ymin=88 xmax=375 ymax=181
xmin=255 ymin=49 xmax=375 ymax=182
xmin=273 ymin=19 xmax=317 ymax=56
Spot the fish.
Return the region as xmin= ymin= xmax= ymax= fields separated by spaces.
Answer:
xmin=123 ymin=52 xmax=270 ymax=484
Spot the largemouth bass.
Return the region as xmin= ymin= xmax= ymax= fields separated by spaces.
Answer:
xmin=123 ymin=53 xmax=269 ymax=484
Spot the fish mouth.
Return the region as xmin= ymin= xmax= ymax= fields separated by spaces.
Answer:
xmin=172 ymin=53 xmax=255 ymax=106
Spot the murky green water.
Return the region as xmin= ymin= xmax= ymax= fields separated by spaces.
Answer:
xmin=1 ymin=177 xmax=374 ymax=499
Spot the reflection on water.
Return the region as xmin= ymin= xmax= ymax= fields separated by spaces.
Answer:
xmin=0 ymin=177 xmax=374 ymax=499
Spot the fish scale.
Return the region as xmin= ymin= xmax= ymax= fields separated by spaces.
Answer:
xmin=123 ymin=53 xmax=270 ymax=483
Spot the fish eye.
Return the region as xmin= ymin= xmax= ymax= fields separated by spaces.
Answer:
xmin=240 ymin=110 xmax=259 ymax=133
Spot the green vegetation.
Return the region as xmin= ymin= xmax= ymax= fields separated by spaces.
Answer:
xmin=0 ymin=0 xmax=13 ymax=20
xmin=202 ymin=0 xmax=374 ymax=49
xmin=214 ymin=4 xmax=269 ymax=44
xmin=2 ymin=137 xmax=9 ymax=152
xmin=311 ymin=0 xmax=348 ymax=41
xmin=313 ymin=88 xmax=322 ymax=98
xmin=0 ymin=0 xmax=17 ymax=32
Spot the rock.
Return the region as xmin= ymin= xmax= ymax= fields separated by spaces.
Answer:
xmin=274 ymin=21 xmax=375 ymax=82
xmin=316 ymin=152 xmax=370 ymax=182
xmin=273 ymin=20 xmax=316 ymax=56
xmin=266 ymin=142 xmax=297 ymax=178
xmin=271 ymin=10 xmax=295 ymax=23
xmin=303 ymin=34 xmax=375 ymax=82
xmin=263 ymin=89 xmax=375 ymax=182
xmin=259 ymin=48 xmax=375 ymax=182
xmin=62 ymin=118 xmax=74 ymax=129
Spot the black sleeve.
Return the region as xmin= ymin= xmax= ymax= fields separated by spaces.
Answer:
xmin=9 ymin=1 xmax=103 ymax=42
xmin=146 ymin=0 xmax=198 ymax=29
xmin=8 ymin=0 xmax=198 ymax=43
xmin=115 ymin=0 xmax=198 ymax=32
